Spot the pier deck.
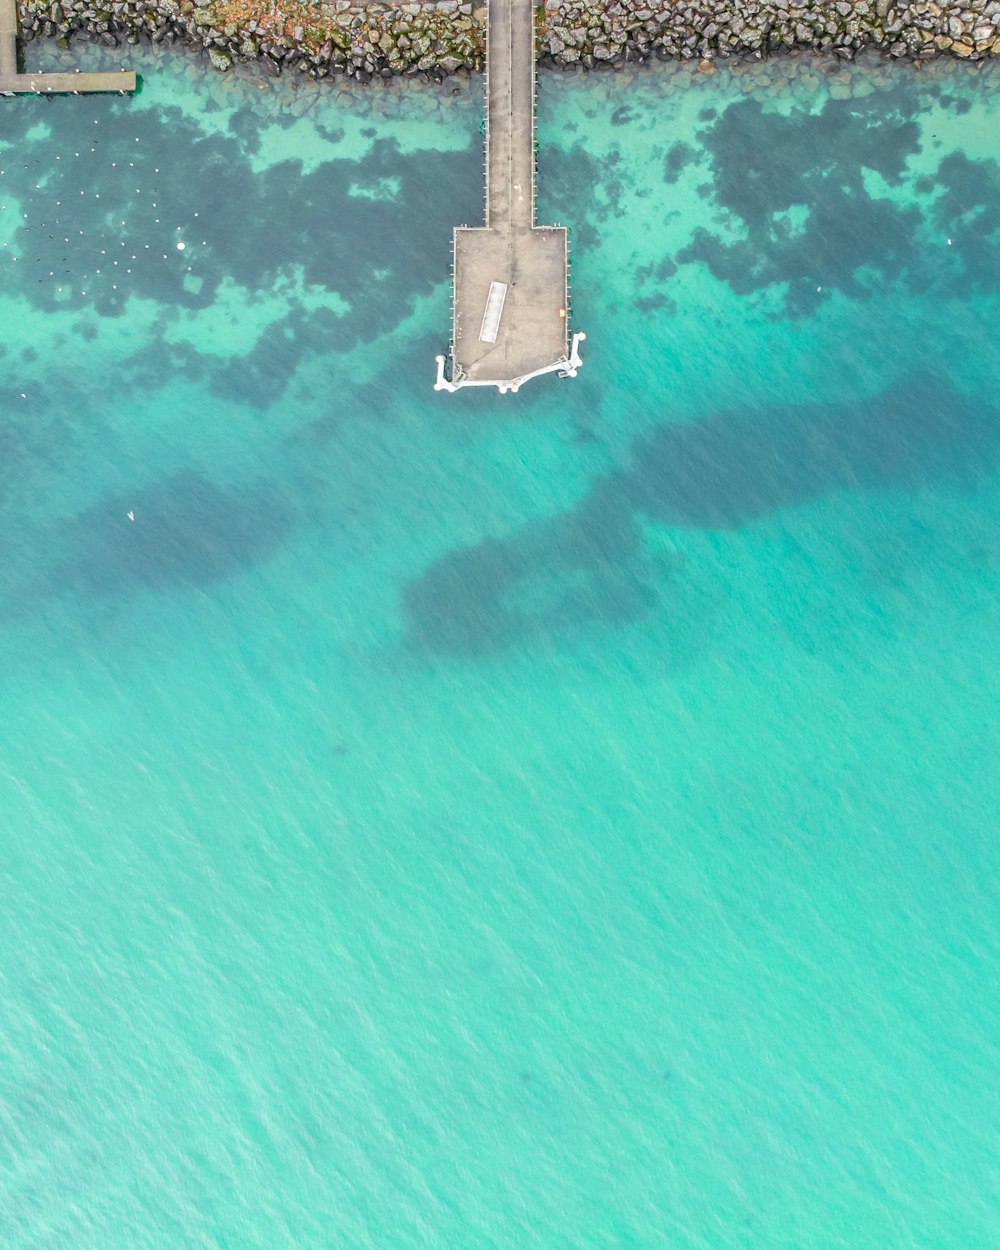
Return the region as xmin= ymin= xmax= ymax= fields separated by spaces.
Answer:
xmin=436 ymin=0 xmax=583 ymax=393
xmin=1 ymin=0 xmax=135 ymax=93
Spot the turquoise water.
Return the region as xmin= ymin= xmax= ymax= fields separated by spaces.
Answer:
xmin=2 ymin=42 xmax=1000 ymax=1249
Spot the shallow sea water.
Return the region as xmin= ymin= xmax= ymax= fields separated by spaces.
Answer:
xmin=2 ymin=40 xmax=999 ymax=1250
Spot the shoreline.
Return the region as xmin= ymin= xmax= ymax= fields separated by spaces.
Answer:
xmin=17 ymin=0 xmax=1000 ymax=83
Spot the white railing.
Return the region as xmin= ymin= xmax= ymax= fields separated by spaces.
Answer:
xmin=435 ymin=332 xmax=585 ymax=394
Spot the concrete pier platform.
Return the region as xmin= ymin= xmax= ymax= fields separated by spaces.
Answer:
xmin=1 ymin=0 xmax=135 ymax=93
xmin=452 ymin=225 xmax=569 ymax=384
xmin=436 ymin=0 xmax=583 ymax=394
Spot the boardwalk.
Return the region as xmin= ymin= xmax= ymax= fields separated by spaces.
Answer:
xmin=435 ymin=0 xmax=583 ymax=393
xmin=1 ymin=0 xmax=135 ymax=93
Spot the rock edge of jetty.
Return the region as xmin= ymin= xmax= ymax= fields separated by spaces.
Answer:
xmin=18 ymin=0 xmax=1000 ymax=83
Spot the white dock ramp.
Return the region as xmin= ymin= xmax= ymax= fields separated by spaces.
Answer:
xmin=479 ymin=281 xmax=508 ymax=344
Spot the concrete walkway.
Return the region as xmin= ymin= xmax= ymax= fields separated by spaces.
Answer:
xmin=437 ymin=0 xmax=583 ymax=393
xmin=486 ymin=0 xmax=534 ymax=232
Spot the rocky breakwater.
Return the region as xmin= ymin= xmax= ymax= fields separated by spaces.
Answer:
xmin=16 ymin=0 xmax=1000 ymax=79
xmin=16 ymin=0 xmax=485 ymax=80
xmin=540 ymin=0 xmax=1000 ymax=68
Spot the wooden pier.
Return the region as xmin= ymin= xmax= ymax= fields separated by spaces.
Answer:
xmin=435 ymin=0 xmax=583 ymax=394
xmin=0 ymin=0 xmax=135 ymax=93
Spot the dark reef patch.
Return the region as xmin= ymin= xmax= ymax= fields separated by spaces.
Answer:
xmin=402 ymin=373 xmax=1000 ymax=654
xmin=0 ymin=97 xmax=479 ymax=348
xmin=703 ymin=92 xmax=920 ymax=231
xmin=59 ymin=470 xmax=290 ymax=595
xmin=122 ymin=338 xmax=207 ymax=390
xmin=402 ymin=486 xmax=650 ymax=656
xmin=208 ymin=307 xmax=350 ymax=410
xmin=677 ymin=89 xmax=926 ymax=315
xmin=663 ymin=142 xmax=697 ymax=185
xmin=0 ymin=385 xmax=67 ymax=505
xmin=623 ymin=372 xmax=999 ymax=528
xmin=227 ymin=105 xmax=264 ymax=154
xmin=285 ymin=329 xmax=445 ymax=447
xmin=633 ymin=292 xmax=671 ymax=313
xmin=925 ymin=152 xmax=1000 ymax=294
xmin=0 ymin=405 xmax=26 ymax=505
xmin=635 ymin=256 xmax=678 ymax=285
xmin=537 ymin=142 xmax=624 ymax=250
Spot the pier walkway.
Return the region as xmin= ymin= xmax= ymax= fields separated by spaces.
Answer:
xmin=435 ymin=0 xmax=583 ymax=393
xmin=1 ymin=0 xmax=135 ymax=93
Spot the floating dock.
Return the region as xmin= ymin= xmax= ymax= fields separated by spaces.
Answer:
xmin=435 ymin=0 xmax=584 ymax=394
xmin=0 ymin=0 xmax=135 ymax=93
